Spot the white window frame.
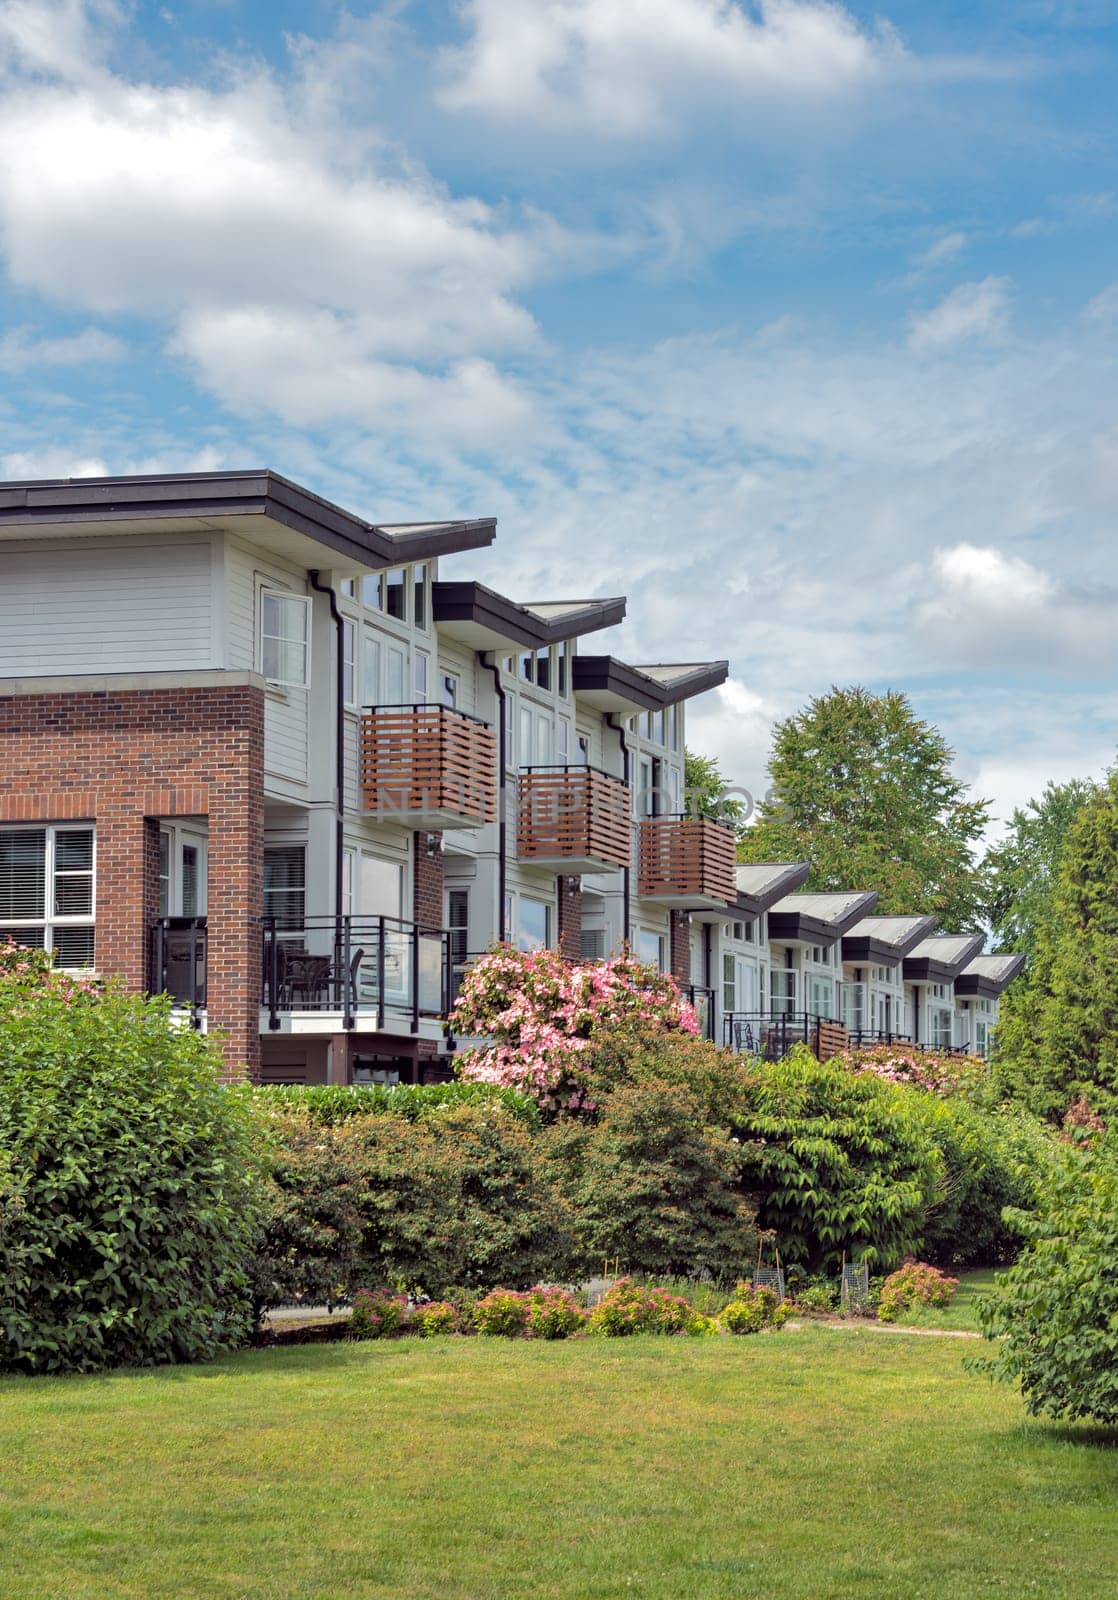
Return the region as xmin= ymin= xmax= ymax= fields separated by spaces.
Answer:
xmin=259 ymin=590 xmax=310 ymax=689
xmin=0 ymin=823 xmax=97 ymax=969
xmin=342 ymin=618 xmax=357 ymax=708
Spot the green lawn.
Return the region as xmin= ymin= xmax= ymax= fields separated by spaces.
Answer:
xmin=2 ymin=1326 xmax=1117 ymax=1600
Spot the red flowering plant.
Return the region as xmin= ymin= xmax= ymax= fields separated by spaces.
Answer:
xmin=0 ymin=939 xmax=101 ymax=1007
xmin=450 ymin=945 xmax=698 ymax=1112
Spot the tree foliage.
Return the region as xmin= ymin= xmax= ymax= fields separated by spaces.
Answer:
xmin=993 ymin=775 xmax=1118 ymax=1119
xmin=0 ymin=947 xmax=262 ymax=1374
xmin=975 ymin=1132 xmax=1118 ymax=1424
xmin=739 ymin=687 xmax=989 ymax=928
xmin=684 ymin=748 xmax=748 ymax=834
xmin=982 ymin=778 xmax=1098 ymax=961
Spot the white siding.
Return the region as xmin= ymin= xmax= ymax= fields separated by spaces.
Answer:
xmin=224 ymin=537 xmax=312 ymax=788
xmin=0 ymin=540 xmax=214 ymax=676
xmin=265 ymin=688 xmax=309 ymax=784
xmin=437 ymin=641 xmax=477 ymax=716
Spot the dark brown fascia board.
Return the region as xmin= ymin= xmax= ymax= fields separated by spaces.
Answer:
xmin=842 ymin=915 xmax=939 ymax=966
xmin=954 ymin=953 xmax=1027 ymax=999
xmin=768 ymin=891 xmax=879 ymax=948
xmin=903 ymin=934 xmax=986 ymax=984
xmin=572 ymin=655 xmax=664 ymax=712
xmin=432 ymin=582 xmax=626 ymax=649
xmin=629 ymin=661 xmax=730 ymax=704
xmin=734 ymin=861 xmax=812 ymax=917
xmin=0 ymin=469 xmax=497 ymax=569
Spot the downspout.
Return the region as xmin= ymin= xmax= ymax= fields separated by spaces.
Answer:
xmin=482 ymin=654 xmax=508 ymax=943
xmin=606 ymin=713 xmax=632 ymax=948
xmin=308 ymin=571 xmax=346 ymax=927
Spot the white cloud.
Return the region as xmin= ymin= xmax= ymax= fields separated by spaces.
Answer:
xmin=439 ymin=0 xmax=902 ymax=138
xmin=1085 ymin=281 xmax=1118 ymax=323
xmin=0 ymin=324 xmax=124 ymax=371
xmin=908 ymin=276 xmax=1011 ymax=351
xmin=0 ymin=2 xmax=543 ymax=443
xmin=0 ymin=0 xmax=120 ymax=84
xmin=905 ymin=230 xmax=967 ymax=282
xmin=913 ymin=543 xmax=1118 ymax=672
xmin=0 ymin=447 xmax=110 ymax=477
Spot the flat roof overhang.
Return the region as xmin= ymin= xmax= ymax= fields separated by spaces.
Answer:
xmin=955 ymin=954 xmax=1026 ymax=999
xmin=691 ymin=862 xmax=811 ymax=925
xmin=432 ymin=581 xmax=626 ymax=652
xmin=843 ymin=916 xmax=939 ymax=966
xmin=0 ymin=469 xmax=497 ymax=572
xmin=573 ymin=655 xmax=729 ymax=716
xmin=903 ymin=935 xmax=986 ymax=984
xmin=768 ymin=891 xmax=879 ymax=948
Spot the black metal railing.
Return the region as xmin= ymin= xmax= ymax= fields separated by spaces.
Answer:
xmin=843 ymin=1026 xmax=914 ymax=1048
xmin=262 ymin=916 xmax=450 ymax=1034
xmin=722 ymin=1010 xmax=842 ymax=1060
xmin=150 ymin=917 xmax=207 ymax=1027
xmin=686 ymin=984 xmax=716 ymax=1041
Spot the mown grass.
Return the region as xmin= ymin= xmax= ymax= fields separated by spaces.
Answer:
xmin=1 ymin=1325 xmax=1116 ymax=1600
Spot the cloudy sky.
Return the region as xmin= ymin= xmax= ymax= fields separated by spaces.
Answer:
xmin=2 ymin=0 xmax=1117 ymax=833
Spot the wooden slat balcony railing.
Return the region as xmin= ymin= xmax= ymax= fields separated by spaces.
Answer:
xmin=638 ymin=815 xmax=737 ymax=909
xmin=517 ymin=765 xmax=631 ymax=874
xmin=360 ymin=703 xmax=498 ymax=830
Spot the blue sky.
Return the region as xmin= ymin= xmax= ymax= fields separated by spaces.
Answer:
xmin=2 ymin=0 xmax=1118 ymax=833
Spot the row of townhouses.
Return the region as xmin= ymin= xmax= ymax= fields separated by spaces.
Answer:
xmin=0 ymin=469 xmax=1023 ymax=1085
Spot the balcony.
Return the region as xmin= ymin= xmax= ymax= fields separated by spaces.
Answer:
xmin=360 ymin=704 xmax=497 ymax=830
xmin=150 ymin=917 xmax=207 ymax=1026
xmin=262 ymin=916 xmax=450 ymax=1033
xmin=723 ymin=1011 xmax=850 ymax=1062
xmin=517 ymin=765 xmax=631 ymax=875
xmin=638 ymin=816 xmax=737 ymax=909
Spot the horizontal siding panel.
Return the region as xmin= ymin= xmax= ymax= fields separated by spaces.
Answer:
xmin=265 ymin=691 xmax=309 ymax=784
xmin=0 ymin=543 xmax=213 ymax=676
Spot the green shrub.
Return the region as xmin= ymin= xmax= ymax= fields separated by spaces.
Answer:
xmin=411 ymin=1301 xmax=462 ymax=1338
xmin=539 ymin=1078 xmax=757 ymax=1279
xmin=473 ymin=1288 xmax=532 ymax=1337
xmin=877 ymin=1260 xmax=959 ymax=1323
xmin=588 ymin=1278 xmax=709 ymax=1337
xmin=349 ymin=1288 xmax=408 ymax=1339
xmin=733 ymin=1047 xmax=942 ymax=1271
xmin=256 ymin=1081 xmax=539 ymax=1128
xmin=974 ymin=1133 xmax=1118 ymax=1423
xmin=914 ymin=1097 xmax=1057 ymax=1268
xmin=720 ymin=1284 xmax=790 ymax=1335
xmin=792 ymin=1281 xmax=838 ymax=1315
xmin=0 ymin=952 xmax=262 ymax=1374
xmin=251 ymin=1110 xmax=364 ymax=1318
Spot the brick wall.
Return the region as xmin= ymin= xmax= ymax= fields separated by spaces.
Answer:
xmin=413 ymin=831 xmax=444 ymax=928
xmin=670 ymin=911 xmax=691 ymax=986
xmin=557 ymin=874 xmax=582 ymax=962
xmin=0 ymin=684 xmax=265 ymax=1077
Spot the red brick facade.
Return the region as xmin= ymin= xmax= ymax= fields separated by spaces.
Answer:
xmin=670 ymin=910 xmax=691 ymax=986
xmin=412 ymin=831 xmax=444 ymax=929
xmin=0 ymin=684 xmax=265 ymax=1077
xmin=557 ymin=874 xmax=582 ymax=962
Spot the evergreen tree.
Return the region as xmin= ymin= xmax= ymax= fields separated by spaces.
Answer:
xmin=739 ymin=686 xmax=989 ymax=927
xmin=994 ymin=775 xmax=1118 ymax=1120
xmin=684 ymin=748 xmax=747 ymax=836
xmin=983 ymin=778 xmax=1098 ymax=962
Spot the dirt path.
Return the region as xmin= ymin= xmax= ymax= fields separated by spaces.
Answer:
xmin=787 ymin=1317 xmax=981 ymax=1340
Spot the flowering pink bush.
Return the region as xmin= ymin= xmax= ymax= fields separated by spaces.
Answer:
xmin=349 ymin=1288 xmax=409 ymax=1339
xmin=588 ymin=1278 xmax=712 ymax=1337
xmin=877 ymin=1259 xmax=959 ymax=1323
xmin=0 ymin=939 xmax=101 ymax=1008
xmin=471 ymin=1285 xmax=588 ymax=1339
xmin=836 ymin=1042 xmax=988 ymax=1098
xmin=451 ymin=946 xmax=698 ymax=1109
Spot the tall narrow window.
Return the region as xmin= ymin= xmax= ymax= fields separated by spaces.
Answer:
xmin=263 ymin=847 xmax=306 ymax=932
xmin=260 ymin=592 xmax=309 ymax=688
xmin=0 ymin=825 xmax=95 ymax=968
xmin=362 ymin=630 xmax=380 ymax=706
xmin=384 ymin=644 xmax=406 ymax=705
xmin=362 ymin=573 xmax=383 ymax=610
xmin=385 ymin=568 xmax=406 ymax=621
xmin=535 ymin=650 xmax=551 ymax=691
xmin=723 ymin=951 xmax=736 ymax=1013
xmin=519 ymin=703 xmax=533 ymax=767
xmin=518 ymin=896 xmax=551 ymax=952
xmin=441 ymin=673 xmax=459 ymax=710
xmin=447 ymin=888 xmax=469 ymax=974
xmin=413 ymin=564 xmax=428 ymax=631
xmin=415 ymin=652 xmax=429 ymax=702
xmin=158 ymin=830 xmax=170 ymax=918
xmin=342 ymin=619 xmax=356 ymax=707
xmin=557 ymin=640 xmax=569 ymax=697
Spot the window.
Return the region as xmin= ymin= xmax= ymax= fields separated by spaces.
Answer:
xmin=576 ymin=734 xmax=590 ymax=766
xmin=771 ymin=966 xmax=797 ymax=1015
xmin=843 ymin=982 xmax=866 ymax=1032
xmin=342 ymin=619 xmax=356 ymax=707
xmin=158 ymin=830 xmax=170 ymax=918
xmin=341 ymin=850 xmax=355 ymax=916
xmin=669 ymin=705 xmax=680 ymax=752
xmin=535 ymin=712 xmax=552 ymax=766
xmin=360 ymin=855 xmax=403 ymax=919
xmin=384 ymin=644 xmax=406 ymax=705
xmin=413 ymin=564 xmax=428 ymax=631
xmin=362 ymin=573 xmax=383 ymax=610
xmin=414 ymin=652 xmax=429 ymax=702
xmin=362 ymin=630 xmax=381 ymax=706
xmin=557 ymin=718 xmax=570 ymax=765
xmin=385 ymin=568 xmax=406 ymax=621
xmin=181 ymin=844 xmax=200 ymax=918
xmin=557 ymin=641 xmax=569 ymax=697
xmin=809 ymin=976 xmax=834 ymax=1018
xmin=263 ymin=847 xmax=305 ymax=932
xmin=743 ymin=920 xmax=755 ymax=944
xmin=636 ymin=929 xmax=666 ymax=971
xmin=637 ymin=755 xmax=654 ymax=819
xmin=447 ymin=888 xmax=469 ymax=972
xmin=260 ymin=591 xmax=309 ymax=687
xmin=535 ymin=650 xmax=551 ymax=691
xmin=441 ymin=673 xmax=459 ymax=710
xmin=0 ymin=825 xmax=96 ymax=969
xmin=517 ymin=896 xmax=551 ymax=953
xmin=503 ymin=892 xmax=514 ymax=941
xmin=723 ymin=951 xmax=736 ymax=1013
xmin=655 ymin=709 xmax=666 ymax=745
xmin=930 ymin=1007 xmax=953 ymax=1049
xmin=518 ymin=652 xmax=533 ymax=683
xmin=338 ymin=578 xmax=355 ymax=598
